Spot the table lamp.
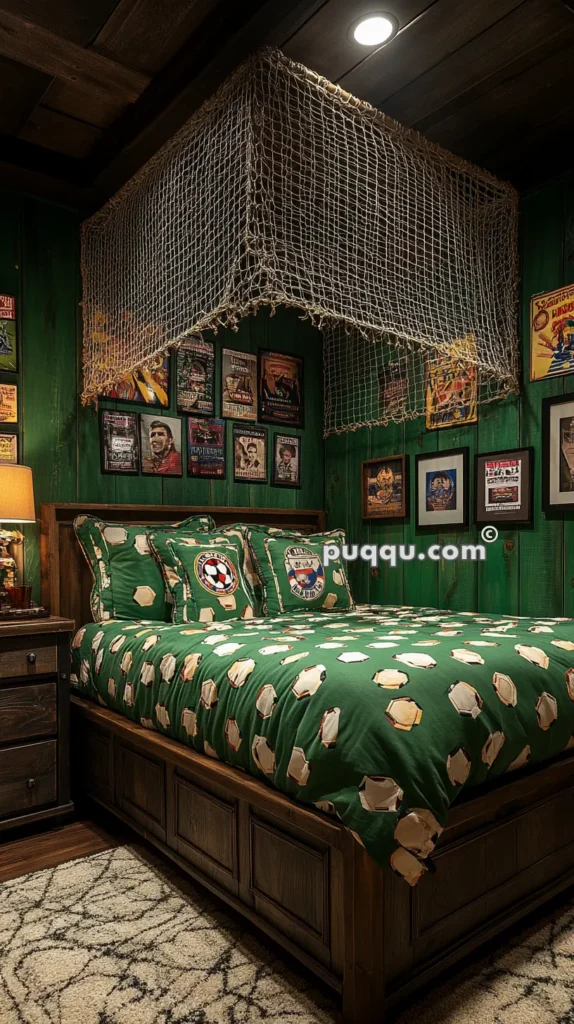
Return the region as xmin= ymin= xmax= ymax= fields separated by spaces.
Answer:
xmin=0 ymin=464 xmax=36 ymax=611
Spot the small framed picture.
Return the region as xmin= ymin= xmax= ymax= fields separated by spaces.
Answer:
xmin=259 ymin=350 xmax=304 ymax=426
xmin=176 ymin=337 xmax=215 ymax=415
xmin=100 ymin=410 xmax=140 ymax=474
xmin=140 ymin=414 xmax=183 ymax=476
xmin=188 ymin=418 xmax=225 ymax=478
xmin=362 ymin=454 xmax=408 ymax=520
xmin=475 ymin=447 xmax=533 ymax=525
xmin=0 ymin=295 xmax=17 ymax=373
xmin=233 ymin=424 xmax=267 ymax=483
xmin=222 ymin=349 xmax=257 ymax=421
xmin=100 ymin=352 xmax=170 ymax=407
xmin=0 ymin=383 xmax=17 ymax=423
xmin=415 ymin=447 xmax=469 ymax=528
xmin=0 ymin=432 xmax=18 ymax=463
xmin=542 ymin=394 xmax=574 ymax=512
xmin=272 ymin=433 xmax=301 ymax=488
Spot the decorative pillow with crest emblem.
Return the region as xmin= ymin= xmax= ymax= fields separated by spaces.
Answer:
xmin=74 ymin=514 xmax=215 ymax=623
xmin=148 ymin=532 xmax=255 ymax=623
xmin=246 ymin=526 xmax=353 ymax=615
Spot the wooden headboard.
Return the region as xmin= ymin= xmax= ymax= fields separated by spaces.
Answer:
xmin=40 ymin=502 xmax=326 ymax=627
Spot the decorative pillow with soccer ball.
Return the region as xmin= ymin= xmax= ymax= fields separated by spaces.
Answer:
xmin=246 ymin=527 xmax=354 ymax=615
xmin=148 ymin=533 xmax=256 ymax=623
xmin=74 ymin=514 xmax=215 ymax=623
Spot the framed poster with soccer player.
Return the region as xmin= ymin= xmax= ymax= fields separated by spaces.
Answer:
xmin=259 ymin=350 xmax=303 ymax=426
xmin=272 ymin=433 xmax=301 ymax=488
xmin=415 ymin=447 xmax=468 ymax=528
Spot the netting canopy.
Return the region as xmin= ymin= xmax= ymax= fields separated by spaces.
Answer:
xmin=81 ymin=47 xmax=519 ymax=433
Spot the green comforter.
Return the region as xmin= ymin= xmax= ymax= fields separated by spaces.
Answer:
xmin=70 ymin=605 xmax=574 ymax=885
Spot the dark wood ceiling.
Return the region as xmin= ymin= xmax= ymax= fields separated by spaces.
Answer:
xmin=0 ymin=0 xmax=572 ymax=209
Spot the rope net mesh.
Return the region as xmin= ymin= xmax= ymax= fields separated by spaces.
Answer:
xmin=81 ymin=48 xmax=519 ymax=434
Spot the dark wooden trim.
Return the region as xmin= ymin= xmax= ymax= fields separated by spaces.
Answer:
xmin=0 ymin=9 xmax=150 ymax=102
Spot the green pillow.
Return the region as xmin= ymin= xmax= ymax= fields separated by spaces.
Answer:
xmin=246 ymin=527 xmax=353 ymax=615
xmin=74 ymin=514 xmax=215 ymax=622
xmin=149 ymin=533 xmax=255 ymax=623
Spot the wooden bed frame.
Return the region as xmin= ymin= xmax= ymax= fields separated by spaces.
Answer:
xmin=41 ymin=501 xmax=574 ymax=1022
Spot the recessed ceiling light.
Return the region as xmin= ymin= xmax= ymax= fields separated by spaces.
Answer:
xmin=352 ymin=13 xmax=397 ymax=46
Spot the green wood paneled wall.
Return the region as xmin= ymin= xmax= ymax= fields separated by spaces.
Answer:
xmin=326 ymin=175 xmax=574 ymax=618
xmin=0 ymin=194 xmax=324 ymax=601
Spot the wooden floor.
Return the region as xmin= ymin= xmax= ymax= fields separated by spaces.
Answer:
xmin=0 ymin=814 xmax=127 ymax=883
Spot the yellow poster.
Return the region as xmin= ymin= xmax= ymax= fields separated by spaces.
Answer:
xmin=0 ymin=384 xmax=17 ymax=423
xmin=425 ymin=337 xmax=478 ymax=430
xmin=530 ymin=283 xmax=574 ymax=381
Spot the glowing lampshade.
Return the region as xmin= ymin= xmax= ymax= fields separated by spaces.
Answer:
xmin=0 ymin=464 xmax=36 ymax=523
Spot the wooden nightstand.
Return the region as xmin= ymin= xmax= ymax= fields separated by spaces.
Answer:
xmin=0 ymin=616 xmax=75 ymax=833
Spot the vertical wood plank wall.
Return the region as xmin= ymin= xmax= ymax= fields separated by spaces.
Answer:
xmin=326 ymin=177 xmax=574 ymax=617
xmin=0 ymin=193 xmax=324 ymax=601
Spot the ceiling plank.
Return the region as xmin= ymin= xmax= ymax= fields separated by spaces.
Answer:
xmin=0 ymin=157 xmax=93 ymax=205
xmin=87 ymin=0 xmax=324 ymax=205
xmin=92 ymin=0 xmax=220 ymax=75
xmin=338 ymin=0 xmax=525 ymax=105
xmin=0 ymin=0 xmax=119 ymax=45
xmin=486 ymin=103 xmax=574 ymax=190
xmin=282 ymin=0 xmax=435 ymax=82
xmin=38 ymin=78 xmax=127 ymax=130
xmin=0 ymin=55 xmax=50 ymax=134
xmin=19 ymin=106 xmax=103 ymax=158
xmin=423 ymin=39 xmax=573 ymax=165
xmin=382 ymin=0 xmax=573 ymax=128
xmin=0 ymin=7 xmax=150 ymax=102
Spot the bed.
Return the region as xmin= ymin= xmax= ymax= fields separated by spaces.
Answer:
xmin=41 ymin=502 xmax=574 ymax=1023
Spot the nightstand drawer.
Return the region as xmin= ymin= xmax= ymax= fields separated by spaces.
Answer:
xmin=0 ymin=641 xmax=57 ymax=680
xmin=0 ymin=682 xmax=57 ymax=743
xmin=0 ymin=740 xmax=57 ymax=818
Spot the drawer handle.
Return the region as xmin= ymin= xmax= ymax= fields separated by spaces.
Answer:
xmin=26 ymin=778 xmax=36 ymax=789
xmin=27 ymin=652 xmax=36 ymax=665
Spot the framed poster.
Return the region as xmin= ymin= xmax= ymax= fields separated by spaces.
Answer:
xmin=140 ymin=414 xmax=183 ymax=476
xmin=99 ymin=352 xmax=170 ymax=406
xmin=176 ymin=337 xmax=215 ymax=415
xmin=0 ymin=383 xmax=17 ymax=423
xmin=259 ymin=350 xmax=303 ymax=426
xmin=272 ymin=433 xmax=301 ymax=488
xmin=233 ymin=424 xmax=267 ymax=483
xmin=0 ymin=432 xmax=18 ymax=463
xmin=222 ymin=349 xmax=257 ymax=420
xmin=531 ymin=284 xmax=574 ymax=382
xmin=415 ymin=447 xmax=468 ymax=528
xmin=425 ymin=338 xmax=477 ymax=430
xmin=542 ymin=394 xmax=574 ymax=512
xmin=188 ymin=418 xmax=225 ymax=478
xmin=99 ymin=410 xmax=140 ymax=474
xmin=378 ymin=359 xmax=409 ymax=421
xmin=362 ymin=454 xmax=408 ymax=520
xmin=475 ymin=447 xmax=533 ymax=525
xmin=0 ymin=295 xmax=17 ymax=373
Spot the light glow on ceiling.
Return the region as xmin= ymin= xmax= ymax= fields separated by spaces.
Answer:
xmin=352 ymin=14 xmax=397 ymax=46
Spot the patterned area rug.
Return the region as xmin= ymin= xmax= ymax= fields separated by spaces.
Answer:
xmin=2 ymin=843 xmax=574 ymax=1024
xmin=0 ymin=844 xmax=337 ymax=1024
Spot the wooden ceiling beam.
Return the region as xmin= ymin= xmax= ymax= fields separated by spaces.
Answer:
xmin=0 ymin=7 xmax=150 ymax=103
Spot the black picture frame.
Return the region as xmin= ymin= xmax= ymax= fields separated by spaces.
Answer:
xmin=415 ymin=447 xmax=469 ymax=529
xmin=99 ymin=409 xmax=140 ymax=475
xmin=140 ymin=413 xmax=183 ymax=477
xmin=361 ymin=454 xmax=409 ymax=521
xmin=272 ymin=432 xmax=301 ymax=488
xmin=475 ymin=447 xmax=533 ymax=526
xmin=0 ymin=431 xmax=18 ymax=463
xmin=176 ymin=338 xmax=215 ymax=416
xmin=542 ymin=393 xmax=574 ymax=514
xmin=258 ymin=349 xmax=304 ymax=427
xmin=99 ymin=352 xmax=171 ymax=408
xmin=232 ymin=423 xmax=267 ymax=483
